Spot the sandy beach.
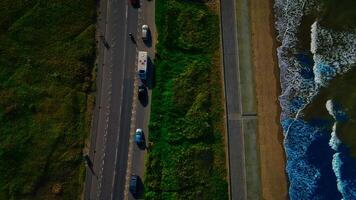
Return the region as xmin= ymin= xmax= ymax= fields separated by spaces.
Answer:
xmin=249 ymin=0 xmax=289 ymax=199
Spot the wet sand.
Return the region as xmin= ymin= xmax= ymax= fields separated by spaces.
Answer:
xmin=249 ymin=0 xmax=289 ymax=199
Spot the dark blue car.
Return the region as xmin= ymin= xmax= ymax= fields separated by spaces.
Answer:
xmin=129 ymin=174 xmax=138 ymax=196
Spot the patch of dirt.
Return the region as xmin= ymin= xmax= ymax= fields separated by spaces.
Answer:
xmin=249 ymin=0 xmax=289 ymax=199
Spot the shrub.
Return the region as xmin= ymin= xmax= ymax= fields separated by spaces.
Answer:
xmin=145 ymin=0 xmax=227 ymax=199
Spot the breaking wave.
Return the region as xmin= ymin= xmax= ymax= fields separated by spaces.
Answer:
xmin=274 ymin=0 xmax=356 ymax=199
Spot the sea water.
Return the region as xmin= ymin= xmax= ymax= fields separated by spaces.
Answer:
xmin=274 ymin=0 xmax=356 ymax=199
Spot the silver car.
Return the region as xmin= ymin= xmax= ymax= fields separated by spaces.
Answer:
xmin=142 ymin=25 xmax=149 ymax=41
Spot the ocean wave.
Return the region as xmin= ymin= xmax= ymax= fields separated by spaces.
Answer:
xmin=282 ymin=118 xmax=341 ymax=199
xmin=311 ymin=21 xmax=356 ymax=87
xmin=326 ymin=100 xmax=356 ymax=199
xmin=274 ymin=0 xmax=356 ymax=199
xmin=332 ymin=153 xmax=356 ymax=200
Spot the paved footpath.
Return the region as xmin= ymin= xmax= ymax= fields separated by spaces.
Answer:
xmin=220 ymin=0 xmax=262 ymax=199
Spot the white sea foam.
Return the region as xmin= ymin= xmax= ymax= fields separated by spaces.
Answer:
xmin=274 ymin=0 xmax=356 ymax=199
xmin=329 ymin=126 xmax=341 ymax=151
xmin=310 ymin=22 xmax=318 ymax=54
xmin=326 ymin=99 xmax=342 ymax=195
xmin=326 ymin=99 xmax=356 ymax=199
xmin=275 ymin=0 xmax=320 ymax=120
xmin=331 ymin=153 xmax=356 ymax=200
xmin=332 ymin=153 xmax=344 ymax=198
xmin=311 ymin=22 xmax=356 ymax=87
xmin=325 ymin=100 xmax=334 ymax=117
xmin=326 ymin=100 xmax=341 ymax=151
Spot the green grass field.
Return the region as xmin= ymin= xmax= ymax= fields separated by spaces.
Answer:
xmin=145 ymin=0 xmax=228 ymax=199
xmin=0 ymin=0 xmax=96 ymax=199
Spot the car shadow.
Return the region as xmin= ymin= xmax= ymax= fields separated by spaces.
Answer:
xmin=137 ymin=129 xmax=147 ymax=150
xmin=142 ymin=57 xmax=155 ymax=90
xmin=138 ymin=142 xmax=146 ymax=150
xmin=143 ymin=30 xmax=152 ymax=47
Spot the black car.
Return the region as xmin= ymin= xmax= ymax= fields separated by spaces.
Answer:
xmin=138 ymin=83 xmax=148 ymax=106
xmin=129 ymin=175 xmax=139 ymax=196
xmin=138 ymin=84 xmax=146 ymax=98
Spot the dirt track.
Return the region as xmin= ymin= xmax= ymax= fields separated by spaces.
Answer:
xmin=249 ymin=0 xmax=289 ymax=199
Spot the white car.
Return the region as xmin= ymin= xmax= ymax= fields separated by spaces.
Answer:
xmin=142 ymin=25 xmax=149 ymax=41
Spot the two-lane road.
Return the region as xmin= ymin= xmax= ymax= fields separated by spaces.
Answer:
xmin=84 ymin=0 xmax=139 ymax=199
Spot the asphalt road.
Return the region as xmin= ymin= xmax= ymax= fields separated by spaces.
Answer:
xmin=83 ymin=0 xmax=247 ymax=199
xmin=220 ymin=0 xmax=248 ymax=199
xmin=126 ymin=0 xmax=156 ymax=199
xmin=84 ymin=0 xmax=139 ymax=199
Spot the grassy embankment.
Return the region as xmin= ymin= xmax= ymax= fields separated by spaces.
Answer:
xmin=0 ymin=0 xmax=96 ymax=199
xmin=144 ymin=0 xmax=228 ymax=199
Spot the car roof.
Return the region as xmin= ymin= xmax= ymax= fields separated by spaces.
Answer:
xmin=135 ymin=134 xmax=142 ymax=141
xmin=131 ymin=175 xmax=138 ymax=183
